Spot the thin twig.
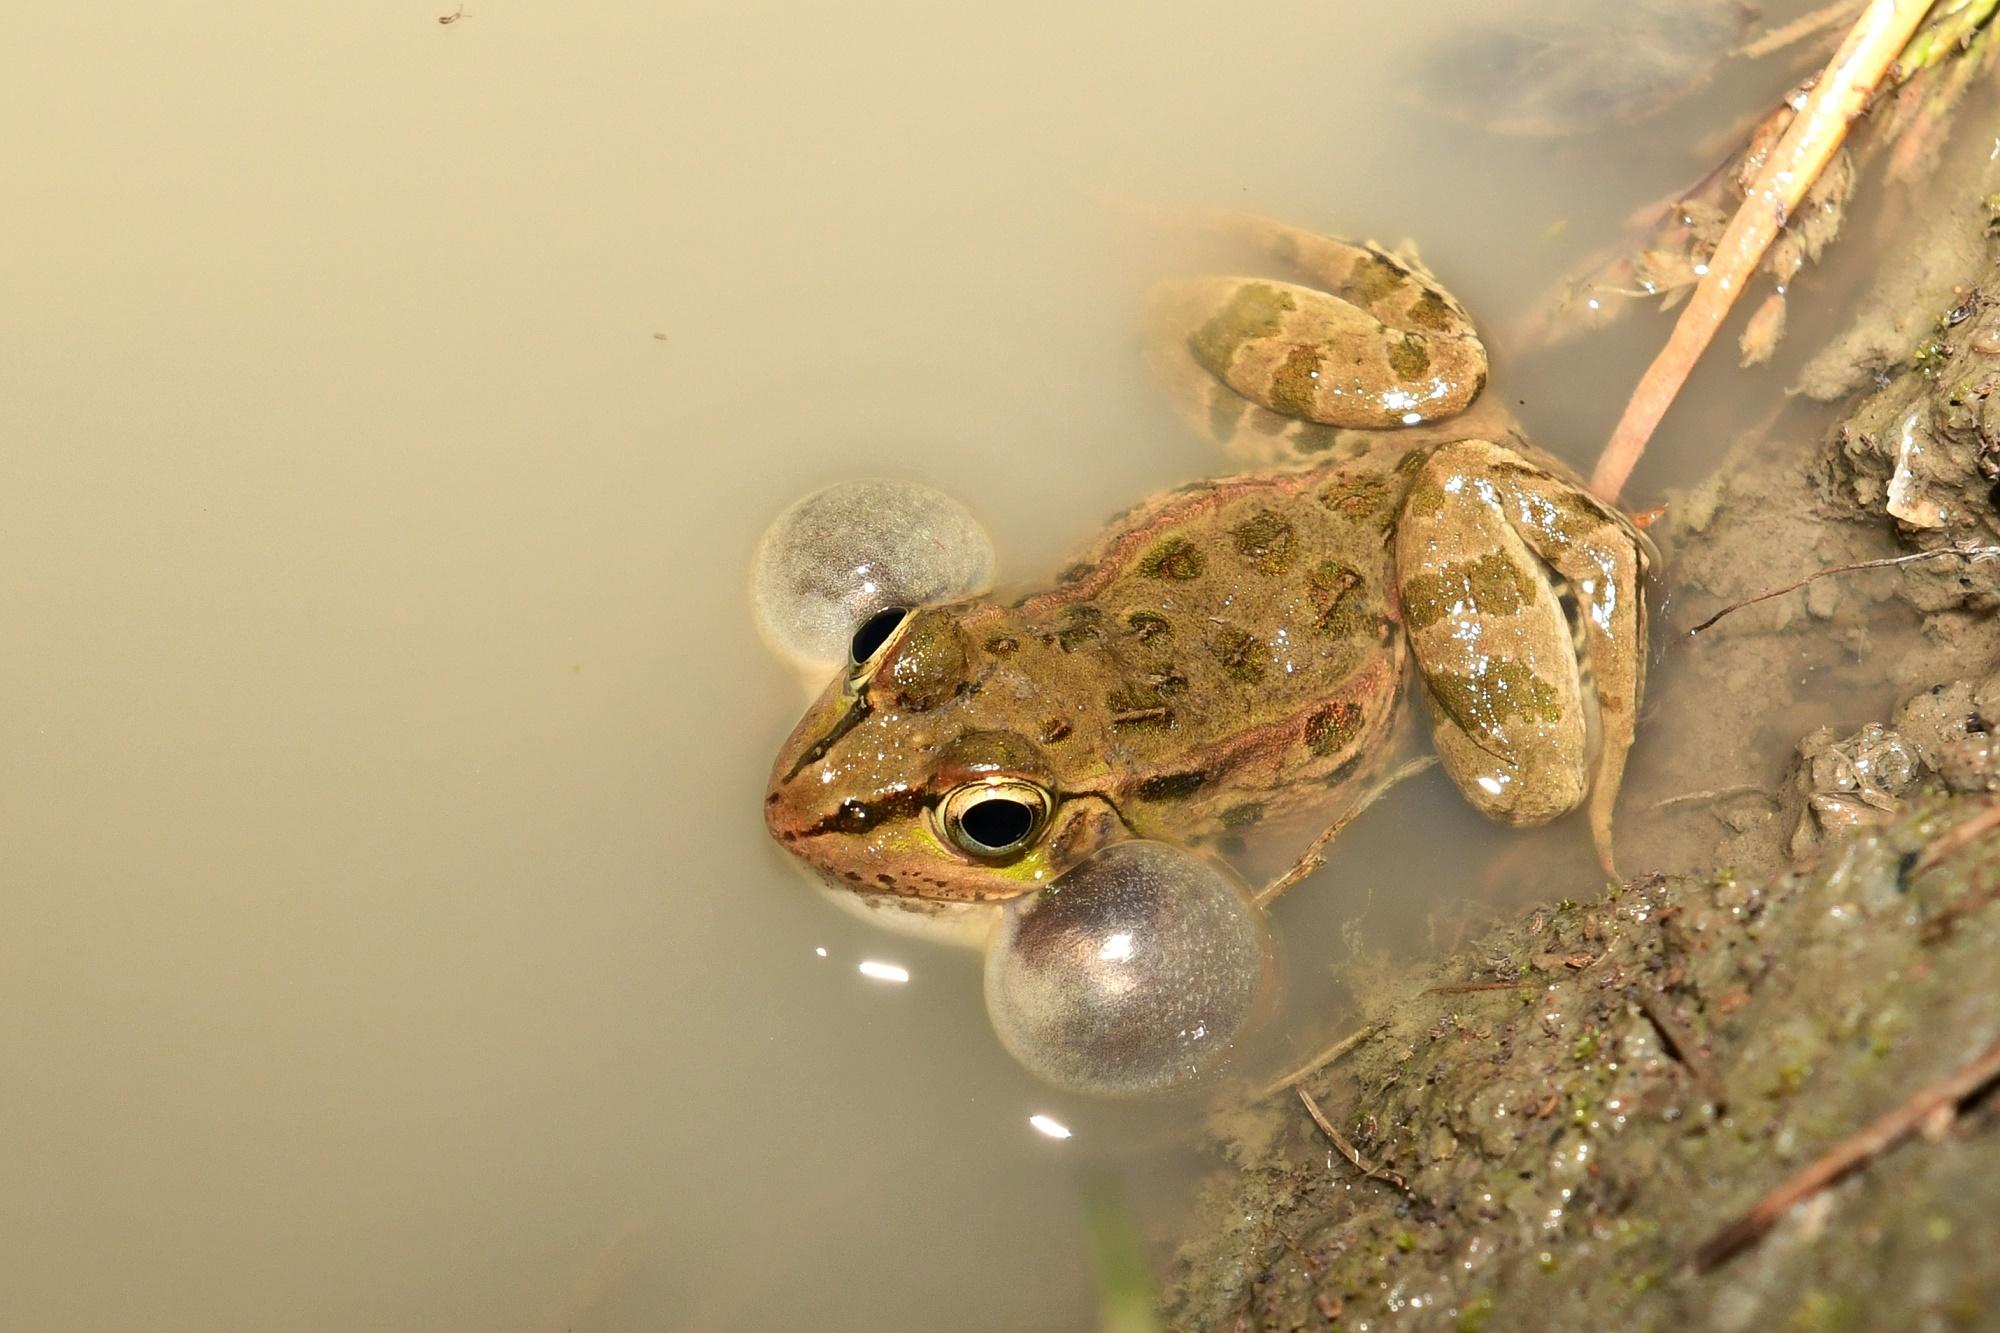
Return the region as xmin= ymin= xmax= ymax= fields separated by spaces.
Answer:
xmin=1593 ymin=0 xmax=1939 ymax=502
xmin=1424 ymin=981 xmax=1523 ymax=995
xmin=1688 ymin=544 xmax=2000 ymax=634
xmin=1257 ymin=1024 xmax=1380 ymax=1099
xmin=1256 ymin=757 xmax=1434 ymax=905
xmin=1693 ymin=1035 xmax=2000 ymax=1272
xmin=1297 ymin=1086 xmax=1408 ymax=1192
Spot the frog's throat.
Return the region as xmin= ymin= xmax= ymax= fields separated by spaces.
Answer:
xmin=813 ymin=876 xmax=1002 ymax=948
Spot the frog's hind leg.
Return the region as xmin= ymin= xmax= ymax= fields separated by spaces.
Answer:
xmin=1395 ymin=439 xmax=1650 ymax=876
xmin=1145 ymin=214 xmax=1489 ymax=464
xmin=1143 ymin=294 xmax=1379 ymax=470
xmin=1208 ymin=213 xmax=1480 ymax=347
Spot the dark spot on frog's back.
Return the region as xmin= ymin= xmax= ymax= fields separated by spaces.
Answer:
xmin=1308 ymin=560 xmax=1369 ymax=638
xmin=1048 ymin=605 xmax=1102 ymax=652
xmin=1230 ymin=508 xmax=1296 ymax=575
xmin=1319 ymin=472 xmax=1392 ymax=524
xmin=1039 ymin=717 xmax=1072 ymax=744
xmin=1125 ymin=610 xmax=1173 ymax=643
xmin=1139 ymin=535 xmax=1206 ymax=581
xmin=1205 ymin=622 xmax=1267 ymax=683
xmin=1108 ymin=683 xmax=1173 ymax=730
xmin=984 ymin=635 xmax=1019 ymax=655
xmin=1138 ymin=770 xmax=1208 ymax=801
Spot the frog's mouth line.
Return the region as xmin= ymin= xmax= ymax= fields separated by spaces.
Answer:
xmin=783 ymin=694 xmax=871 ymax=781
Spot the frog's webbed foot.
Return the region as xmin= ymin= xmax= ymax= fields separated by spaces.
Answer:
xmin=1145 ymin=215 xmax=1489 ymax=465
xmin=1394 ymin=439 xmax=1651 ymax=877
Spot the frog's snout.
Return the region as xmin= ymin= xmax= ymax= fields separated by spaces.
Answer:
xmin=763 ymin=702 xmax=844 ymax=852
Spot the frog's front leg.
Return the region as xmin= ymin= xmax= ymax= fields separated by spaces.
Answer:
xmin=1394 ymin=439 xmax=1651 ymax=875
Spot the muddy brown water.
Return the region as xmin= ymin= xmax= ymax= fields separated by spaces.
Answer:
xmin=4 ymin=2 xmax=1851 ymax=1328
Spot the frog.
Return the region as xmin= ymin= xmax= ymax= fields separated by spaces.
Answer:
xmin=764 ymin=215 xmax=1651 ymax=943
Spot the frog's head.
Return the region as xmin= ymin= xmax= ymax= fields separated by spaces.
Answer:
xmin=764 ymin=605 xmax=1129 ymax=914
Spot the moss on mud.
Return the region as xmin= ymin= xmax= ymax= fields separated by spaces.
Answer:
xmin=1165 ymin=794 xmax=2000 ymax=1332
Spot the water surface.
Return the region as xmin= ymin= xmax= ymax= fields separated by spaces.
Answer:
xmin=2 ymin=2 xmax=1836 ymax=1327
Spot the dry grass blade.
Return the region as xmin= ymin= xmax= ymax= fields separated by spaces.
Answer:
xmin=1687 ymin=544 xmax=2000 ymax=633
xmin=1296 ymin=1086 xmax=1408 ymax=1192
xmin=1257 ymin=1025 xmax=1380 ymax=1098
xmin=1592 ymin=0 xmax=1940 ymax=502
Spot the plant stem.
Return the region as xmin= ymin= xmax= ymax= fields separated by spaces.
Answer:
xmin=1592 ymin=0 xmax=1940 ymax=502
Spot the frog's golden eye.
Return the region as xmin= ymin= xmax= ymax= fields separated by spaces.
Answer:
xmin=939 ymin=779 xmax=1051 ymax=859
xmin=848 ymin=606 xmax=911 ymax=670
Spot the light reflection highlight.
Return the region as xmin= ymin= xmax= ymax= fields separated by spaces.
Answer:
xmin=1028 ymin=1114 xmax=1073 ymax=1139
xmin=858 ymin=960 xmax=910 ymax=984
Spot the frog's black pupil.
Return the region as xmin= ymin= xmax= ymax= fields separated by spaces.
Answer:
xmin=850 ymin=607 xmax=910 ymax=664
xmin=960 ymin=797 xmax=1034 ymax=851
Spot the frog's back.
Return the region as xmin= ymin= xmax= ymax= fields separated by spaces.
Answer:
xmin=993 ymin=455 xmax=1414 ymax=840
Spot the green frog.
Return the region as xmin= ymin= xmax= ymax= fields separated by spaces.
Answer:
xmin=764 ymin=216 xmax=1651 ymax=942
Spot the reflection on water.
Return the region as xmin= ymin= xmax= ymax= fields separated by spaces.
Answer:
xmin=4 ymin=1 xmax=1828 ymax=1328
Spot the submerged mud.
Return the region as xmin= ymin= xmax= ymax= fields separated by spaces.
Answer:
xmin=1161 ymin=182 xmax=2000 ymax=1331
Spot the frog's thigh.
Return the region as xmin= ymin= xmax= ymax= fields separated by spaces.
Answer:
xmin=1395 ymin=442 xmax=1587 ymax=825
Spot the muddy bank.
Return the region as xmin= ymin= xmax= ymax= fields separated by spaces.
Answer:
xmin=1161 ymin=182 xmax=2000 ymax=1330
